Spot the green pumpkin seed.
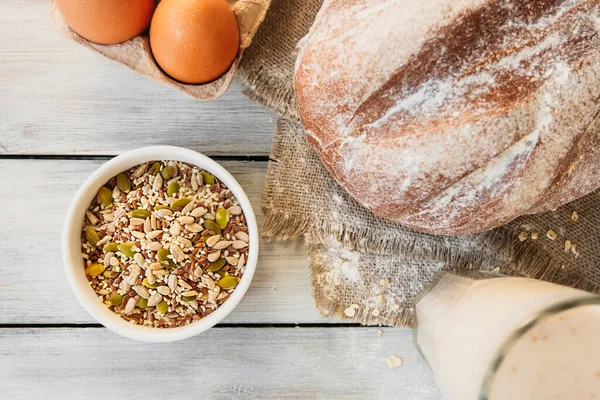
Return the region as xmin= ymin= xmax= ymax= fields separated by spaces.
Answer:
xmin=181 ymin=295 xmax=196 ymax=302
xmin=215 ymin=207 xmax=229 ymax=229
xmin=157 ymin=248 xmax=170 ymax=261
xmin=116 ymin=173 xmax=131 ymax=193
xmin=156 ymin=301 xmax=168 ymax=314
xmin=129 ymin=209 xmax=151 ymax=219
xmin=167 ymin=182 xmax=180 ymax=197
xmin=108 ymin=293 xmax=123 ymax=306
xmin=154 ymin=205 xmax=170 ymax=210
xmin=103 ymin=270 xmax=117 ymax=279
xmin=143 ymin=278 xmax=160 ymax=289
xmin=203 ymin=220 xmax=221 ymax=234
xmin=97 ymin=186 xmax=113 ymax=207
xmin=85 ymin=228 xmax=101 ymax=246
xmin=85 ymin=263 xmax=105 ymax=277
xmin=170 ymin=197 xmax=192 ymax=211
xmin=138 ymin=298 xmax=148 ymax=309
xmin=103 ymin=242 xmax=119 ymax=254
xmin=150 ymin=162 xmax=161 ymax=175
xmin=160 ymin=166 xmax=173 ymax=180
xmin=200 ymin=171 xmax=215 ymax=185
xmin=217 ymin=275 xmax=240 ymax=289
xmin=118 ymin=242 xmax=136 ymax=258
xmin=208 ymin=258 xmax=226 ymax=272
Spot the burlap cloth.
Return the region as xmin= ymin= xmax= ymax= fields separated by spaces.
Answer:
xmin=238 ymin=0 xmax=600 ymax=326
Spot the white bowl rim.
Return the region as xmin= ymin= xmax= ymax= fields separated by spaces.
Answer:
xmin=62 ymin=146 xmax=259 ymax=342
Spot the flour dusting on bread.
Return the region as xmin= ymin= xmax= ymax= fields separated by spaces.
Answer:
xmin=295 ymin=0 xmax=600 ymax=234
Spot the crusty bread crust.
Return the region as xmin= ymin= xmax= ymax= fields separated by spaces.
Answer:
xmin=295 ymin=0 xmax=600 ymax=234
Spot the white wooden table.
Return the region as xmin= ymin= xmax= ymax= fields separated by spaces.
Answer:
xmin=0 ymin=1 xmax=441 ymax=398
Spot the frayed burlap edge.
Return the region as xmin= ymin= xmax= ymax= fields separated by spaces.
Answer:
xmin=309 ymin=228 xmax=600 ymax=327
xmin=240 ymin=68 xmax=300 ymax=121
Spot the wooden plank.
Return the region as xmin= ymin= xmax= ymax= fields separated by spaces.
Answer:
xmin=0 ymin=327 xmax=441 ymax=399
xmin=0 ymin=159 xmax=340 ymax=324
xmin=0 ymin=0 xmax=275 ymax=156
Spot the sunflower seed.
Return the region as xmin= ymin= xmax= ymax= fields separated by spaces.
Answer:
xmin=146 ymin=230 xmax=162 ymax=240
xmin=154 ymin=208 xmax=173 ymax=218
xmin=134 ymin=253 xmax=145 ymax=267
xmin=225 ymin=256 xmax=238 ymax=266
xmin=147 ymin=293 xmax=163 ymax=307
xmin=182 ymin=290 xmax=198 ymax=297
xmin=152 ymin=174 xmax=163 ymax=191
xmin=146 ymin=269 xmax=156 ymax=284
xmin=133 ymin=163 xmax=148 ymax=179
xmin=201 ymin=276 xmax=215 ymax=290
xmin=238 ymin=254 xmax=246 ymax=269
xmin=178 ymin=279 xmax=192 ymax=290
xmin=86 ymin=211 xmax=99 ymax=225
xmin=170 ymin=221 xmax=182 ymax=236
xmin=207 ymin=251 xmax=221 ymax=263
xmin=129 ymin=218 xmax=145 ymax=227
xmin=124 ymin=298 xmax=136 ymax=315
xmin=112 ymin=186 xmax=121 ymax=200
xmin=235 ymin=231 xmax=249 ymax=243
xmin=104 ymin=252 xmax=115 ymax=268
xmin=231 ymin=240 xmax=248 ymax=250
xmin=206 ymin=235 xmax=222 ymax=247
xmin=146 ymin=242 xmax=162 ymax=251
xmin=213 ymin=241 xmax=233 ymax=250
xmin=134 ymin=285 xmax=150 ymax=299
xmin=168 ymin=275 xmax=178 ymax=292
xmin=170 ymin=244 xmax=185 ymax=262
xmin=177 ymin=237 xmax=193 ymax=249
xmin=228 ymin=206 xmax=242 ymax=216
xmin=157 ymin=286 xmax=171 ymax=295
xmin=178 ymin=216 xmax=195 ymax=225
xmin=191 ymin=172 xmax=199 ymax=191
xmin=191 ymin=207 xmax=207 ymax=218
xmin=182 ymin=201 xmax=196 ymax=215
xmin=131 ymin=231 xmax=145 ymax=239
xmin=185 ymin=223 xmax=203 ymax=233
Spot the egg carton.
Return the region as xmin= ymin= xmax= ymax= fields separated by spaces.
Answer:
xmin=49 ymin=0 xmax=271 ymax=100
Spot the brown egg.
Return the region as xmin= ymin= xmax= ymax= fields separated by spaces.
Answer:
xmin=150 ymin=0 xmax=240 ymax=84
xmin=56 ymin=0 xmax=156 ymax=45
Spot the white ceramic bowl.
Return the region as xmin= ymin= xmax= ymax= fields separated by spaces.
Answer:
xmin=63 ymin=146 xmax=258 ymax=342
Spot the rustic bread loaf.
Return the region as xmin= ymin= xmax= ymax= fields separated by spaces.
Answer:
xmin=294 ymin=0 xmax=600 ymax=235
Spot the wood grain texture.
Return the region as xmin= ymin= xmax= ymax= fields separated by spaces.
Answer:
xmin=0 ymin=159 xmax=340 ymax=324
xmin=0 ymin=0 xmax=275 ymax=156
xmin=0 ymin=327 xmax=441 ymax=399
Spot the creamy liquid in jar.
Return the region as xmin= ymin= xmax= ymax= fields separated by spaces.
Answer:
xmin=415 ymin=274 xmax=598 ymax=400
xmin=490 ymin=304 xmax=600 ymax=399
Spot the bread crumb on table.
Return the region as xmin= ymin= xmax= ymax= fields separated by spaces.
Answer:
xmin=387 ymin=355 xmax=403 ymax=369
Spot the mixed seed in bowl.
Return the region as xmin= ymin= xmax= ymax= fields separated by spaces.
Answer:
xmin=81 ymin=160 xmax=249 ymax=328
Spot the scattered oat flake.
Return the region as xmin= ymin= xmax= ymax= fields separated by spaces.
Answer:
xmin=518 ymin=231 xmax=528 ymax=242
xmin=571 ymin=211 xmax=579 ymax=222
xmin=376 ymin=330 xmax=383 ymax=337
xmin=564 ymin=240 xmax=572 ymax=252
xmin=387 ymin=355 xmax=403 ymax=369
xmin=344 ymin=306 xmax=357 ymax=318
xmin=546 ymin=230 xmax=557 ymax=240
xmin=531 ymin=231 xmax=539 ymax=240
